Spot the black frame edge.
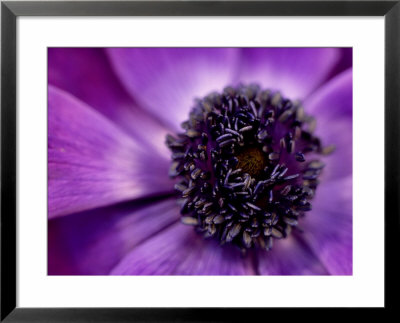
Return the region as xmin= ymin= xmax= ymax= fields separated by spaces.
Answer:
xmin=1 ymin=2 xmax=17 ymax=322
xmin=1 ymin=0 xmax=399 ymax=322
xmin=384 ymin=0 xmax=400 ymax=313
xmin=2 ymin=1 xmax=398 ymax=16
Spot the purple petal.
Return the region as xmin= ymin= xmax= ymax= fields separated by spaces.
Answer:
xmin=48 ymin=198 xmax=179 ymax=275
xmin=106 ymin=48 xmax=240 ymax=131
xmin=238 ymin=48 xmax=342 ymax=100
xmin=111 ymin=223 xmax=255 ymax=275
xmin=300 ymin=176 xmax=353 ymax=275
xmin=48 ymin=48 xmax=171 ymax=156
xmin=256 ymin=235 xmax=329 ymax=275
xmin=48 ymin=85 xmax=174 ymax=218
xmin=305 ymin=68 xmax=353 ymax=181
xmin=305 ymin=68 xmax=352 ymax=119
xmin=326 ymin=48 xmax=352 ymax=80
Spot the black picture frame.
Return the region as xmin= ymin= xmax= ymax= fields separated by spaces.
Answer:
xmin=1 ymin=0 xmax=399 ymax=321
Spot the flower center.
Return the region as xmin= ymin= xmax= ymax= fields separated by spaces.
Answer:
xmin=235 ymin=146 xmax=267 ymax=178
xmin=166 ymin=84 xmax=333 ymax=251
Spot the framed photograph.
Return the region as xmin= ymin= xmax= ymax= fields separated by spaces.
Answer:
xmin=1 ymin=0 xmax=398 ymax=321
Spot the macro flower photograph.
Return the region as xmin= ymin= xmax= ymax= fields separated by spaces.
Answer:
xmin=48 ymin=47 xmax=352 ymax=276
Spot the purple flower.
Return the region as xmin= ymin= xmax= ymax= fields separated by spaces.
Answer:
xmin=48 ymin=48 xmax=352 ymax=275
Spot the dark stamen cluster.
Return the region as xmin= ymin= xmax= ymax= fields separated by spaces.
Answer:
xmin=166 ymin=84 xmax=332 ymax=251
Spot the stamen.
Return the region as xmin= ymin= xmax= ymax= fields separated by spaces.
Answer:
xmin=166 ymin=84 xmax=331 ymax=250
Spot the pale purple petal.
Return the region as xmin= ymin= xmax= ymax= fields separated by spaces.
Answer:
xmin=111 ymin=223 xmax=255 ymax=275
xmin=305 ymin=68 xmax=352 ymax=119
xmin=300 ymin=176 xmax=352 ymax=275
xmin=256 ymin=235 xmax=329 ymax=275
xmin=48 ymin=48 xmax=171 ymax=157
xmin=305 ymin=68 xmax=353 ymax=181
xmin=106 ymin=48 xmax=240 ymax=131
xmin=48 ymin=198 xmax=179 ymax=275
xmin=49 ymin=85 xmax=174 ymax=218
xmin=238 ymin=48 xmax=341 ymax=100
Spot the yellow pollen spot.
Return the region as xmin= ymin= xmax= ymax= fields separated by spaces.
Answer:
xmin=236 ymin=146 xmax=267 ymax=178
